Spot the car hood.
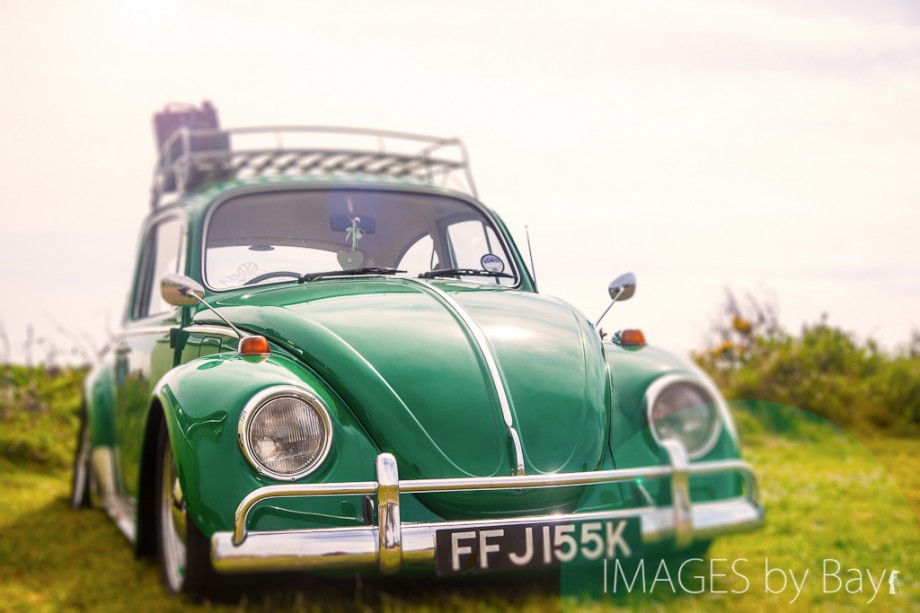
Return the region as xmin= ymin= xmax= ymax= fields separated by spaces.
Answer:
xmin=206 ymin=279 xmax=609 ymax=513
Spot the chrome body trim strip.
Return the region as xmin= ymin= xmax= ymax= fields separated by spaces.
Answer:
xmin=508 ymin=429 xmax=525 ymax=476
xmin=184 ymin=324 xmax=241 ymax=339
xmin=217 ymin=449 xmax=762 ymax=573
xmin=402 ymin=278 xmax=526 ymax=475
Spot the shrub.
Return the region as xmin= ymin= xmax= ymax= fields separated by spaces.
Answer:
xmin=0 ymin=364 xmax=86 ymax=468
xmin=694 ymin=291 xmax=920 ymax=434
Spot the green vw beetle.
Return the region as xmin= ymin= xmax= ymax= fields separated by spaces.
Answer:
xmin=71 ymin=103 xmax=762 ymax=597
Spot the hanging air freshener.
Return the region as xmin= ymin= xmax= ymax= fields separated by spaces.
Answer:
xmin=337 ymin=216 xmax=366 ymax=269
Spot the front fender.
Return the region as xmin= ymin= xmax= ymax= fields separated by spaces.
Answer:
xmin=604 ymin=342 xmax=743 ymax=503
xmin=154 ymin=351 xmax=381 ymax=537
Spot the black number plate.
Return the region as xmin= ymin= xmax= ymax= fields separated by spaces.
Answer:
xmin=435 ymin=518 xmax=641 ymax=575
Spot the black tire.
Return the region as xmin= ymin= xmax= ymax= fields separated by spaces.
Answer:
xmin=154 ymin=422 xmax=230 ymax=599
xmin=70 ymin=405 xmax=93 ymax=510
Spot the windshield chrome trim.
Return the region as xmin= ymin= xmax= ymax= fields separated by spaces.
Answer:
xmin=198 ymin=183 xmax=521 ymax=294
xmin=402 ymin=278 xmax=526 ymax=475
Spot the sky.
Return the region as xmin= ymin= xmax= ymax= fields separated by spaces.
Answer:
xmin=1 ymin=0 xmax=918 ymax=364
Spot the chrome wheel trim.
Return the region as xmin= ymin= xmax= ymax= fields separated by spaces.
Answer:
xmin=159 ymin=442 xmax=187 ymax=593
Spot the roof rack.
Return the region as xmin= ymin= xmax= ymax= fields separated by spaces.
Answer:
xmin=151 ymin=126 xmax=478 ymax=208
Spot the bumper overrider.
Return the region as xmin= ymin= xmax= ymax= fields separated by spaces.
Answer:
xmin=211 ymin=441 xmax=763 ymax=574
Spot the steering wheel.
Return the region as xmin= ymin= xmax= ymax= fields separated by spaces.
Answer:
xmin=243 ymin=271 xmax=300 ymax=285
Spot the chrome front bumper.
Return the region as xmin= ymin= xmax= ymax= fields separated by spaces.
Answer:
xmin=211 ymin=441 xmax=763 ymax=574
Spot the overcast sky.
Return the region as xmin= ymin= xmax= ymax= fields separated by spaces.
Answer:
xmin=1 ymin=0 xmax=918 ymax=364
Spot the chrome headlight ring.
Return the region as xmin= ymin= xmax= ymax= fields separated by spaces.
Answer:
xmin=644 ymin=374 xmax=723 ymax=460
xmin=238 ymin=385 xmax=333 ymax=481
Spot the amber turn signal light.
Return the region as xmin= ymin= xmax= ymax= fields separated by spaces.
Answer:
xmin=239 ymin=335 xmax=271 ymax=356
xmin=618 ymin=329 xmax=647 ymax=346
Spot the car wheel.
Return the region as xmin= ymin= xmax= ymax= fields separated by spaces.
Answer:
xmin=155 ymin=423 xmax=227 ymax=598
xmin=70 ymin=405 xmax=94 ymax=510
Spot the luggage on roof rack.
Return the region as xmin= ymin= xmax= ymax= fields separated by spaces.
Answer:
xmin=153 ymin=101 xmax=227 ymax=155
xmin=153 ymin=101 xmax=229 ymax=193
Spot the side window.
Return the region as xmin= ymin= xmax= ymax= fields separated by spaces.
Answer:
xmin=134 ymin=217 xmax=184 ymax=320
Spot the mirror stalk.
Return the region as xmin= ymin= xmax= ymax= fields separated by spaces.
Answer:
xmin=186 ymin=292 xmax=247 ymax=339
xmin=594 ymin=287 xmax=624 ymax=328
xmin=594 ymin=272 xmax=636 ymax=330
xmin=161 ymin=273 xmax=247 ymax=339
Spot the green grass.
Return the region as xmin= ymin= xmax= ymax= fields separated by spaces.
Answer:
xmin=1 ymin=428 xmax=917 ymax=610
xmin=0 ymin=459 xmax=558 ymax=611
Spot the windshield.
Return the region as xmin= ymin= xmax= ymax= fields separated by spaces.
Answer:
xmin=204 ymin=189 xmax=518 ymax=289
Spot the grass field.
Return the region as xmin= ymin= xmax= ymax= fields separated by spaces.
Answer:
xmin=1 ymin=398 xmax=917 ymax=612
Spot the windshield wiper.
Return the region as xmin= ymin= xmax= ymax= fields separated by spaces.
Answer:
xmin=418 ymin=268 xmax=514 ymax=280
xmin=299 ymin=267 xmax=405 ymax=283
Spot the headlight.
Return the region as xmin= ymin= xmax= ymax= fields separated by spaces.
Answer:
xmin=239 ymin=386 xmax=333 ymax=480
xmin=645 ymin=376 xmax=721 ymax=459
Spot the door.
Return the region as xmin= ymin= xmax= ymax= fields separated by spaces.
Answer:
xmin=110 ymin=215 xmax=185 ymax=519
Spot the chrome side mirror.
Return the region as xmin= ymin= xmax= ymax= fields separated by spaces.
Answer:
xmin=595 ymin=272 xmax=637 ymax=329
xmin=608 ymin=272 xmax=636 ymax=302
xmin=161 ymin=273 xmax=205 ymax=307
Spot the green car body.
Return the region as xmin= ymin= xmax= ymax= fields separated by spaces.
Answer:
xmin=73 ymin=121 xmax=762 ymax=596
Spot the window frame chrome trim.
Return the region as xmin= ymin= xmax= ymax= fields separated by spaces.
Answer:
xmin=129 ymin=212 xmax=188 ymax=322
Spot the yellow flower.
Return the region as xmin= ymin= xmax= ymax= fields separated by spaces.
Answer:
xmin=732 ymin=316 xmax=752 ymax=334
xmin=712 ymin=341 xmax=735 ymax=357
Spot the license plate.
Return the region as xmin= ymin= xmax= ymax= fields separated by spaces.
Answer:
xmin=435 ymin=518 xmax=641 ymax=575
